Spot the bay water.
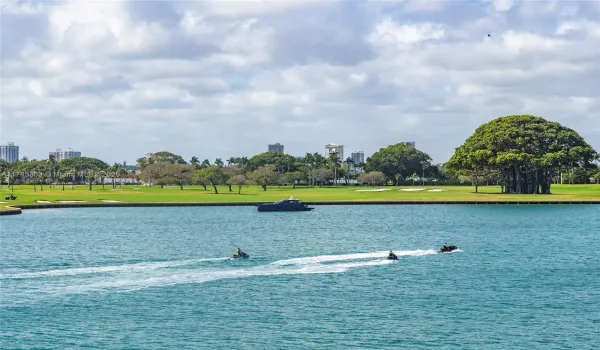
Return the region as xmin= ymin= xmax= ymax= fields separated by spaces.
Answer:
xmin=1 ymin=205 xmax=599 ymax=349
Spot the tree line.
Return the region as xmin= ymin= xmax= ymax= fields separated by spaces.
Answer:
xmin=1 ymin=115 xmax=598 ymax=194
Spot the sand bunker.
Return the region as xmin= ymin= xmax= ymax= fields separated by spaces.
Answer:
xmin=355 ymin=189 xmax=391 ymax=192
xmin=101 ymin=200 xmax=122 ymax=203
xmin=58 ymin=200 xmax=87 ymax=203
xmin=0 ymin=201 xmax=7 ymax=204
xmin=426 ymin=189 xmax=446 ymax=192
xmin=400 ymin=188 xmax=425 ymax=191
xmin=36 ymin=200 xmax=52 ymax=203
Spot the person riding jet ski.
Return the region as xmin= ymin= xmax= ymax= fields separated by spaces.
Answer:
xmin=387 ymin=250 xmax=398 ymax=260
xmin=233 ymin=248 xmax=248 ymax=258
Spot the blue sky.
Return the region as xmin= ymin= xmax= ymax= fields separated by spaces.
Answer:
xmin=1 ymin=0 xmax=599 ymax=164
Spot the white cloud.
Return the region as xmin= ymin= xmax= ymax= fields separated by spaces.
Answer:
xmin=492 ymin=0 xmax=514 ymax=12
xmin=556 ymin=21 xmax=600 ymax=38
xmin=457 ymin=84 xmax=484 ymax=97
xmin=368 ymin=19 xmax=445 ymax=47
xmin=201 ymin=0 xmax=326 ymax=17
xmin=1 ymin=0 xmax=599 ymax=163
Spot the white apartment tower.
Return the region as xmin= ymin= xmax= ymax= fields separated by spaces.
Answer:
xmin=49 ymin=148 xmax=82 ymax=161
xmin=325 ymin=143 xmax=344 ymax=161
xmin=0 ymin=142 xmax=19 ymax=163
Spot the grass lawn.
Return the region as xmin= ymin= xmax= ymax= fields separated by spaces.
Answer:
xmin=1 ymin=184 xmax=599 ymax=211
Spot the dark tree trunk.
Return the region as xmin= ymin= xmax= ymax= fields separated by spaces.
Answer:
xmin=179 ymin=184 xmax=183 ymax=190
xmin=238 ymin=186 xmax=241 ymax=194
xmin=228 ymin=184 xmax=232 ymax=192
xmin=212 ymin=184 xmax=219 ymax=194
xmin=202 ymin=185 xmax=207 ymax=190
xmin=261 ymin=184 xmax=267 ymax=191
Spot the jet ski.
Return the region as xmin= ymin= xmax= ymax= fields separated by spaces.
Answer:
xmin=438 ymin=245 xmax=458 ymax=253
xmin=386 ymin=252 xmax=398 ymax=260
xmin=232 ymin=251 xmax=249 ymax=259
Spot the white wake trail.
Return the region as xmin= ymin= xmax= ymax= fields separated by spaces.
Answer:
xmin=2 ymin=258 xmax=227 ymax=279
xmin=273 ymin=249 xmax=438 ymax=266
xmin=5 ymin=249 xmax=444 ymax=298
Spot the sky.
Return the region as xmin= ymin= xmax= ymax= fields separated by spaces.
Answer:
xmin=1 ymin=0 xmax=599 ymax=165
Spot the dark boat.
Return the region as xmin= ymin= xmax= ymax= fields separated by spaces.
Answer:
xmin=255 ymin=196 xmax=314 ymax=212
xmin=438 ymin=245 xmax=458 ymax=253
xmin=233 ymin=252 xmax=249 ymax=259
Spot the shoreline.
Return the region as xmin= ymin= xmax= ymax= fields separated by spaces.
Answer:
xmin=2 ymin=199 xmax=600 ymax=215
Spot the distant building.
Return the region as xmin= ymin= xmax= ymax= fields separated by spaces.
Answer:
xmin=402 ymin=141 xmax=416 ymax=149
xmin=49 ymin=148 xmax=82 ymax=161
xmin=0 ymin=142 xmax=19 ymax=163
xmin=351 ymin=151 xmax=364 ymax=165
xmin=325 ymin=143 xmax=344 ymax=161
xmin=268 ymin=143 xmax=284 ymax=154
xmin=350 ymin=151 xmax=365 ymax=174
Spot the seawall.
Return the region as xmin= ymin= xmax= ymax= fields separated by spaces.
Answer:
xmin=2 ymin=200 xmax=599 ymax=213
xmin=0 ymin=207 xmax=22 ymax=215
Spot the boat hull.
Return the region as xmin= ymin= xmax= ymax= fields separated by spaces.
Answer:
xmin=256 ymin=205 xmax=314 ymax=212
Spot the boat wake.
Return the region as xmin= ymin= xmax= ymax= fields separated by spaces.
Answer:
xmin=1 ymin=249 xmax=440 ymax=302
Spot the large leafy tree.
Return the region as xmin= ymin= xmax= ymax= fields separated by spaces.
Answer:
xmin=445 ymin=115 xmax=597 ymax=194
xmin=365 ymin=143 xmax=432 ymax=185
xmin=196 ymin=166 xmax=225 ymax=194
xmin=246 ymin=152 xmax=296 ymax=173
xmin=136 ymin=151 xmax=187 ymax=170
xmin=248 ymin=164 xmax=279 ymax=191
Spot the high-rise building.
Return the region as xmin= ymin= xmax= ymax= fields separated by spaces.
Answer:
xmin=350 ymin=151 xmax=365 ymax=174
xmin=0 ymin=142 xmax=19 ymax=163
xmin=402 ymin=141 xmax=416 ymax=149
xmin=49 ymin=148 xmax=82 ymax=161
xmin=351 ymin=151 xmax=364 ymax=165
xmin=325 ymin=143 xmax=344 ymax=161
xmin=268 ymin=143 xmax=284 ymax=154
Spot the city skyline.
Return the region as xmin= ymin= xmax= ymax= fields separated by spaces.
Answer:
xmin=1 ymin=1 xmax=598 ymax=165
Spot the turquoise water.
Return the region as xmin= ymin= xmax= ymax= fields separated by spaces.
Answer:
xmin=1 ymin=205 xmax=599 ymax=349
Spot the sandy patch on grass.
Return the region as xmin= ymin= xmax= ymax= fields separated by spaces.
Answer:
xmin=0 ymin=201 xmax=7 ymax=204
xmin=101 ymin=200 xmax=122 ymax=203
xmin=355 ymin=189 xmax=391 ymax=192
xmin=426 ymin=189 xmax=446 ymax=192
xmin=400 ymin=188 xmax=425 ymax=191
xmin=58 ymin=200 xmax=87 ymax=203
xmin=36 ymin=200 xmax=52 ymax=203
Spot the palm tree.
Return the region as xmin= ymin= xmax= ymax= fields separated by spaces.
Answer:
xmin=48 ymin=154 xmax=57 ymax=188
xmin=201 ymin=159 xmax=211 ymax=168
xmin=344 ymin=157 xmax=354 ymax=184
xmin=0 ymin=159 xmax=8 ymax=189
xmin=328 ymin=152 xmax=341 ymax=186
xmin=227 ymin=157 xmax=237 ymax=166
xmin=190 ymin=156 xmax=200 ymax=168
xmin=215 ymin=158 xmax=224 ymax=167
